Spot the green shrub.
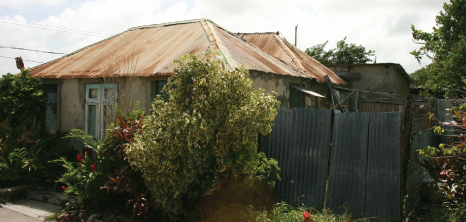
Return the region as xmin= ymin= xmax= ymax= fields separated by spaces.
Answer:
xmin=0 ymin=70 xmax=72 ymax=187
xmin=417 ymin=104 xmax=466 ymax=217
xmin=54 ymin=103 xmax=150 ymax=219
xmin=247 ymin=202 xmax=365 ymax=222
xmin=126 ymin=50 xmax=280 ymax=219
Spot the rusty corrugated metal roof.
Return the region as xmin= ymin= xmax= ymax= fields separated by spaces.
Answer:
xmin=238 ymin=32 xmax=347 ymax=85
xmin=29 ymin=19 xmax=317 ymax=79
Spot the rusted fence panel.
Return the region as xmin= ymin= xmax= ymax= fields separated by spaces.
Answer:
xmin=260 ymin=109 xmax=332 ymax=209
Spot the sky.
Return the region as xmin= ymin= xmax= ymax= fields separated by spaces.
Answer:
xmin=0 ymin=0 xmax=447 ymax=76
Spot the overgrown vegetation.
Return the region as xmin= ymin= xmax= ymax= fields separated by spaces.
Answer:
xmin=126 ymin=50 xmax=281 ymax=220
xmin=245 ymin=203 xmax=367 ymax=222
xmin=410 ymin=0 xmax=466 ymax=98
xmin=415 ymin=104 xmax=466 ymax=221
xmin=0 ymin=69 xmax=72 ymax=187
xmin=53 ymin=103 xmax=152 ymax=221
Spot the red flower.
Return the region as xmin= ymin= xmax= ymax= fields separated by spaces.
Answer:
xmin=304 ymin=211 xmax=311 ymax=222
xmin=91 ymin=164 xmax=95 ymax=172
xmin=57 ymin=140 xmax=60 ymax=144
xmin=77 ymin=154 xmax=82 ymax=162
xmin=62 ymin=186 xmax=66 ymax=190
xmin=56 ymin=129 xmax=60 ymax=135
xmin=103 ymin=151 xmax=106 ymax=156
xmin=20 ymin=142 xmax=23 ymax=147
xmin=32 ymin=141 xmax=36 ymax=145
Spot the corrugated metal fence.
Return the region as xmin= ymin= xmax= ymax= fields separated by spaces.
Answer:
xmin=260 ymin=109 xmax=402 ymax=220
xmin=259 ymin=109 xmax=332 ymax=209
xmin=327 ymin=112 xmax=401 ymax=219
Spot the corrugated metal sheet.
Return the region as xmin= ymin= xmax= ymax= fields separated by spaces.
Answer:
xmin=29 ymin=19 xmax=316 ymax=79
xmin=327 ymin=112 xmax=401 ymax=220
xmin=365 ymin=112 xmax=401 ymax=220
xmin=327 ymin=112 xmax=370 ymax=216
xmin=238 ymin=32 xmax=347 ymax=85
xmin=259 ymin=109 xmax=332 ymax=209
xmin=405 ymin=108 xmax=436 ymax=217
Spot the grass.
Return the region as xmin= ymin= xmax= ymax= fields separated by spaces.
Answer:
xmin=240 ymin=202 xmax=367 ymax=222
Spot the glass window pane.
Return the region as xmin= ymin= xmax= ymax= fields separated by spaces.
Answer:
xmin=43 ymin=84 xmax=57 ymax=134
xmin=155 ymin=80 xmax=168 ymax=101
xmin=88 ymin=105 xmax=97 ymax=139
xmin=89 ymin=88 xmax=98 ymax=99
xmin=290 ymin=86 xmax=304 ymax=108
xmin=103 ymin=105 xmax=114 ymax=130
xmin=104 ymin=88 xmax=115 ymax=100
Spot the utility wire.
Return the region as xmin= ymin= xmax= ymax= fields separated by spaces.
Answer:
xmin=0 ymin=55 xmax=44 ymax=63
xmin=0 ymin=46 xmax=66 ymax=54
xmin=0 ymin=18 xmax=112 ymax=36
xmin=1 ymin=45 xmax=82 ymax=48
xmin=0 ymin=5 xmax=126 ymax=27
xmin=0 ymin=20 xmax=110 ymax=38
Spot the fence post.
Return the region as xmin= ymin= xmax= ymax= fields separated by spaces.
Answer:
xmin=401 ymin=94 xmax=415 ymax=210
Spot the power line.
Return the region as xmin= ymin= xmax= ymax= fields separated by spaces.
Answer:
xmin=0 ymin=17 xmax=112 ymax=36
xmin=0 ymin=20 xmax=110 ymax=38
xmin=0 ymin=55 xmax=44 ymax=63
xmin=0 ymin=5 xmax=126 ymax=27
xmin=1 ymin=45 xmax=83 ymax=48
xmin=0 ymin=46 xmax=65 ymax=54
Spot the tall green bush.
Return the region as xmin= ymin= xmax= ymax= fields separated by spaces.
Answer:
xmin=0 ymin=70 xmax=46 ymax=162
xmin=126 ymin=50 xmax=280 ymax=218
xmin=0 ymin=70 xmax=71 ymax=187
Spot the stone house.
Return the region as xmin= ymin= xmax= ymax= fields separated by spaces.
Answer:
xmin=28 ymin=19 xmax=345 ymax=141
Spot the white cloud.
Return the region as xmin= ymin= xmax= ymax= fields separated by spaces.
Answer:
xmin=2 ymin=0 xmax=64 ymax=7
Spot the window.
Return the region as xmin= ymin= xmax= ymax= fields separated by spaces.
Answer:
xmin=151 ymin=80 xmax=168 ymax=101
xmin=289 ymin=84 xmax=305 ymax=109
xmin=43 ymin=84 xmax=58 ymax=134
xmin=85 ymin=84 xmax=117 ymax=140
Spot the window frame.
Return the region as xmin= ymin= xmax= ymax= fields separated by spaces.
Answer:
xmin=85 ymin=83 xmax=117 ymax=140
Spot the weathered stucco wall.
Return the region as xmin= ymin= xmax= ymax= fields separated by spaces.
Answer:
xmin=57 ymin=73 xmax=333 ymax=138
xmin=328 ymin=65 xmax=410 ymax=95
xmin=60 ymin=79 xmax=85 ymax=132
xmin=58 ymin=76 xmax=170 ymax=133
xmin=249 ymin=71 xmax=332 ymax=109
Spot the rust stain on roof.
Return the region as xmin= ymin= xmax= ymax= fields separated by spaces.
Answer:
xmin=238 ymin=32 xmax=347 ymax=85
xmin=29 ymin=19 xmax=322 ymax=80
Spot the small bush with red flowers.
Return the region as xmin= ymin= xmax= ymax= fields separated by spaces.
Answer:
xmin=0 ymin=69 xmax=74 ymax=188
xmin=53 ymin=103 xmax=151 ymax=220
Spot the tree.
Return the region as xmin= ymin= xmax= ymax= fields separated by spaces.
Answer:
xmin=126 ymin=50 xmax=280 ymax=218
xmin=410 ymin=0 xmax=466 ymax=98
xmin=305 ymin=37 xmax=375 ymax=65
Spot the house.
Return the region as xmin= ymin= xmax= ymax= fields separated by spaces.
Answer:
xmin=325 ymin=63 xmax=414 ymax=112
xmin=325 ymin=63 xmax=413 ymax=95
xmin=28 ymin=19 xmax=345 ymax=140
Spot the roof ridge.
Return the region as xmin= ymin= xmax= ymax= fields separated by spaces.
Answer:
xmin=200 ymin=20 xmax=237 ymax=68
xmin=127 ymin=18 xmax=211 ymax=31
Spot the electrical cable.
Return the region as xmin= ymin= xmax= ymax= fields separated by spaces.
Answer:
xmin=0 ymin=5 xmax=125 ymax=27
xmin=0 ymin=18 xmax=112 ymax=36
xmin=0 ymin=55 xmax=44 ymax=63
xmin=0 ymin=46 xmax=65 ymax=54
xmin=0 ymin=20 xmax=110 ymax=38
